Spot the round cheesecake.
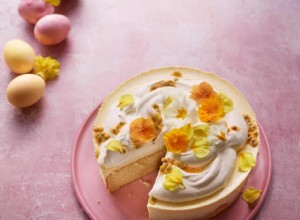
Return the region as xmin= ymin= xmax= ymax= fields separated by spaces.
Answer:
xmin=93 ymin=67 xmax=259 ymax=219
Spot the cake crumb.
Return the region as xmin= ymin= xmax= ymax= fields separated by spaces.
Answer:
xmin=139 ymin=179 xmax=151 ymax=187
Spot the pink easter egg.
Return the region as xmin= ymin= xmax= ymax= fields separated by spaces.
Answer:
xmin=34 ymin=14 xmax=71 ymax=45
xmin=18 ymin=0 xmax=54 ymax=24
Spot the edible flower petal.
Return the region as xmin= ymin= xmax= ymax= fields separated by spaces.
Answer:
xmin=43 ymin=0 xmax=61 ymax=6
xmin=198 ymin=96 xmax=225 ymax=123
xmin=106 ymin=140 xmax=127 ymax=154
xmin=218 ymin=93 xmax=233 ymax=113
xmin=163 ymin=124 xmax=192 ymax=154
xmin=163 ymin=167 xmax=185 ymax=191
xmin=181 ymin=124 xmax=193 ymax=139
xmin=242 ymin=187 xmax=263 ymax=204
xmin=238 ymin=152 xmax=256 ymax=172
xmin=34 ymin=56 xmax=60 ymax=81
xmin=118 ymin=94 xmax=134 ymax=110
xmin=193 ymin=124 xmax=209 ymax=139
xmin=190 ymin=82 xmax=217 ymax=104
xmin=164 ymin=96 xmax=173 ymax=109
xmin=130 ymin=117 xmax=156 ymax=145
xmin=191 ymin=137 xmax=210 ymax=158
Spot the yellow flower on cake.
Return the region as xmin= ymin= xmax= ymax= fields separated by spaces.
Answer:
xmin=198 ymin=96 xmax=225 ymax=123
xmin=118 ymin=94 xmax=135 ymax=110
xmin=163 ymin=167 xmax=185 ymax=191
xmin=130 ymin=117 xmax=156 ymax=147
xmin=238 ymin=152 xmax=256 ymax=172
xmin=208 ymin=122 xmax=228 ymax=148
xmin=190 ymin=82 xmax=217 ymax=104
xmin=163 ymin=94 xmax=198 ymax=128
xmin=163 ymin=124 xmax=193 ymax=154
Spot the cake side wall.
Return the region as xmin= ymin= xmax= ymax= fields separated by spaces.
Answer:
xmin=147 ymin=177 xmax=247 ymax=220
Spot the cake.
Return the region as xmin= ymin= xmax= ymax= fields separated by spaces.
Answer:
xmin=93 ymin=67 xmax=259 ymax=219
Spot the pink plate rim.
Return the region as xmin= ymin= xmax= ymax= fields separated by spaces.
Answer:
xmin=71 ymin=101 xmax=272 ymax=220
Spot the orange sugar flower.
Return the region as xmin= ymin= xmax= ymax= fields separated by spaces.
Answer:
xmin=163 ymin=125 xmax=192 ymax=154
xmin=198 ymin=96 xmax=225 ymax=123
xmin=190 ymin=82 xmax=217 ymax=104
xmin=130 ymin=117 xmax=156 ymax=145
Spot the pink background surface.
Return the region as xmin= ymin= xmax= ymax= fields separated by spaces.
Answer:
xmin=0 ymin=0 xmax=299 ymax=219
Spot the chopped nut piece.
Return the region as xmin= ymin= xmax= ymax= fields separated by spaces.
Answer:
xmin=93 ymin=127 xmax=110 ymax=145
xmin=93 ymin=127 xmax=104 ymax=132
xmin=243 ymin=114 xmax=259 ymax=147
xmin=171 ymin=71 xmax=182 ymax=77
xmin=150 ymin=80 xmax=176 ymax=91
xmin=94 ymin=147 xmax=100 ymax=158
xmin=149 ymin=196 xmax=156 ymax=205
xmin=110 ymin=121 xmax=126 ymax=135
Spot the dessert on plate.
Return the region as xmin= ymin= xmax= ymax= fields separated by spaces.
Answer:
xmin=93 ymin=67 xmax=259 ymax=220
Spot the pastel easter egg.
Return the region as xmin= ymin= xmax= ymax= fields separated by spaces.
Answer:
xmin=3 ymin=39 xmax=36 ymax=74
xmin=18 ymin=0 xmax=54 ymax=24
xmin=34 ymin=14 xmax=71 ymax=45
xmin=6 ymin=74 xmax=46 ymax=108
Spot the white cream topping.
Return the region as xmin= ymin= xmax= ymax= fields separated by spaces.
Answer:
xmin=97 ymin=79 xmax=248 ymax=202
xmin=149 ymin=109 xmax=248 ymax=202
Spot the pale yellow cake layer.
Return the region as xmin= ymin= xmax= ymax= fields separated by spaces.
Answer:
xmin=99 ymin=148 xmax=166 ymax=192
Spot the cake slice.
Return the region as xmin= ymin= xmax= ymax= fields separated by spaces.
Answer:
xmin=93 ymin=67 xmax=259 ymax=219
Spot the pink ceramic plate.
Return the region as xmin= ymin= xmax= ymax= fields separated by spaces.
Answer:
xmin=71 ymin=102 xmax=272 ymax=220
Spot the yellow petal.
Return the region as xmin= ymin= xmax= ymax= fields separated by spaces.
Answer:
xmin=34 ymin=56 xmax=60 ymax=81
xmin=180 ymin=124 xmax=193 ymax=139
xmin=193 ymin=124 xmax=209 ymax=139
xmin=218 ymin=93 xmax=233 ymax=113
xmin=118 ymin=94 xmax=134 ymax=110
xmin=243 ymin=187 xmax=263 ymax=204
xmin=191 ymin=137 xmax=210 ymax=158
xmin=164 ymin=96 xmax=173 ymax=109
xmin=106 ymin=140 xmax=125 ymax=154
xmin=238 ymin=152 xmax=256 ymax=172
xmin=43 ymin=0 xmax=61 ymax=6
xmin=163 ymin=167 xmax=185 ymax=191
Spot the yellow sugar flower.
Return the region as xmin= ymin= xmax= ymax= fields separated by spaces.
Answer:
xmin=218 ymin=93 xmax=233 ymax=113
xmin=43 ymin=0 xmax=61 ymax=6
xmin=118 ymin=94 xmax=134 ymax=110
xmin=163 ymin=124 xmax=192 ymax=154
xmin=193 ymin=124 xmax=209 ymax=139
xmin=238 ymin=152 xmax=256 ymax=172
xmin=198 ymin=96 xmax=225 ymax=123
xmin=191 ymin=137 xmax=210 ymax=158
xmin=243 ymin=187 xmax=263 ymax=204
xmin=163 ymin=167 xmax=185 ymax=191
xmin=34 ymin=56 xmax=60 ymax=81
xmin=106 ymin=140 xmax=127 ymax=154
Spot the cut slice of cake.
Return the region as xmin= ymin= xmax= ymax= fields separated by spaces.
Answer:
xmin=93 ymin=67 xmax=259 ymax=219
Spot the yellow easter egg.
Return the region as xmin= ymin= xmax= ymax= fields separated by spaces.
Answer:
xmin=3 ymin=39 xmax=36 ymax=74
xmin=6 ymin=74 xmax=45 ymax=108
